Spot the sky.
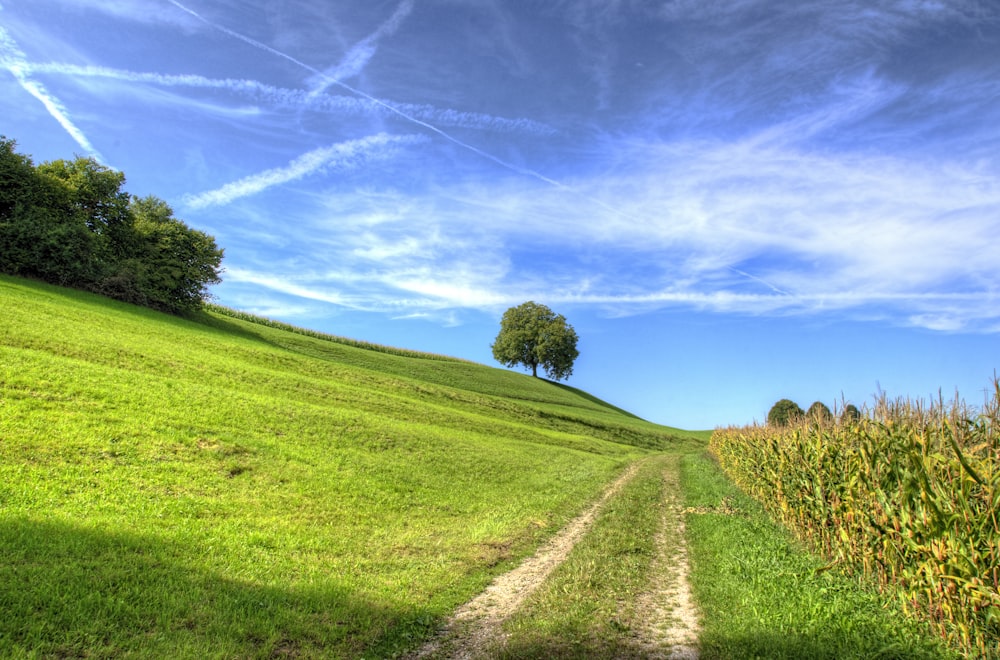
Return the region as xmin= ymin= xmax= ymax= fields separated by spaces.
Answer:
xmin=2 ymin=0 xmax=999 ymax=429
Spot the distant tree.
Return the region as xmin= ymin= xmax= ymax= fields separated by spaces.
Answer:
xmin=492 ymin=301 xmax=579 ymax=381
xmin=841 ymin=404 xmax=862 ymax=423
xmin=767 ymin=399 xmax=804 ymax=426
xmin=807 ymin=401 xmax=834 ymax=423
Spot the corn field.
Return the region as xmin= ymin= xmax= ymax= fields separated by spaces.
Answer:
xmin=710 ymin=385 xmax=1000 ymax=657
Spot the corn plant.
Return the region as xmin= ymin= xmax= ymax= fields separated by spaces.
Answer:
xmin=710 ymin=384 xmax=1000 ymax=657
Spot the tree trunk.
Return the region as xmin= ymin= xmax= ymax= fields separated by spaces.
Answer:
xmin=532 ymin=362 xmax=538 ymax=377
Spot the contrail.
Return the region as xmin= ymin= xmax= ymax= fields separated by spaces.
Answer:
xmin=185 ymin=133 xmax=425 ymax=209
xmin=306 ymin=0 xmax=415 ymax=99
xmin=24 ymin=62 xmax=556 ymax=135
xmin=728 ymin=267 xmax=791 ymax=295
xmin=0 ymin=24 xmax=104 ymax=161
xmin=165 ymin=0 xmax=572 ymax=191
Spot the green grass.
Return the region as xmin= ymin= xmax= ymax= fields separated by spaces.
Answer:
xmin=0 ymin=275 xmax=702 ymax=658
xmin=4 ymin=274 xmax=956 ymax=658
xmin=681 ymin=451 xmax=957 ymax=660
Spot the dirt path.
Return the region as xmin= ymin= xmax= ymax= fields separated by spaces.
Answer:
xmin=409 ymin=463 xmax=641 ymax=659
xmin=624 ymin=455 xmax=701 ymax=659
xmin=409 ymin=457 xmax=701 ymax=659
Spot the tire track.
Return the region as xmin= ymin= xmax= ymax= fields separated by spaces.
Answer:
xmin=624 ymin=455 xmax=701 ymax=659
xmin=408 ymin=462 xmax=642 ymax=659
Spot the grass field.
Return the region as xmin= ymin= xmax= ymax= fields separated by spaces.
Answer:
xmin=2 ymin=274 xmax=963 ymax=658
xmin=0 ymin=275 xmax=699 ymax=658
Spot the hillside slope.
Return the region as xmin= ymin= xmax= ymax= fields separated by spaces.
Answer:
xmin=0 ymin=275 xmax=703 ymax=657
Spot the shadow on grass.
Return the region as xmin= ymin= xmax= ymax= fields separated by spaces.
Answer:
xmin=0 ymin=517 xmax=435 ymax=658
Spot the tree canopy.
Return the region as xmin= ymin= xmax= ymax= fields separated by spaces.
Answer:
xmin=767 ymin=398 xmax=804 ymax=426
xmin=807 ymin=401 xmax=834 ymax=422
xmin=841 ymin=403 xmax=862 ymax=424
xmin=491 ymin=301 xmax=579 ymax=381
xmin=0 ymin=137 xmax=223 ymax=313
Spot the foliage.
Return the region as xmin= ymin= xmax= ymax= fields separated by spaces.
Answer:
xmin=806 ymin=400 xmax=833 ymax=422
xmin=0 ymin=137 xmax=223 ymax=313
xmin=492 ymin=301 xmax=579 ymax=381
xmin=767 ymin=398 xmax=804 ymax=426
xmin=710 ymin=390 xmax=1000 ymax=657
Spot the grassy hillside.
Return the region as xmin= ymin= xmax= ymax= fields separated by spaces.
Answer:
xmin=0 ymin=275 xmax=702 ymax=658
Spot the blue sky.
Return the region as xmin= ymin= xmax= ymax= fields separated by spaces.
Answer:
xmin=2 ymin=0 xmax=999 ymax=429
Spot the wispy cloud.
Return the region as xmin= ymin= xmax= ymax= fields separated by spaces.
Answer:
xmin=0 ymin=23 xmax=103 ymax=160
xmin=214 ymin=99 xmax=1000 ymax=330
xmin=33 ymin=0 xmax=192 ymax=26
xmin=184 ymin=133 xmax=426 ymax=209
xmin=7 ymin=0 xmax=998 ymax=335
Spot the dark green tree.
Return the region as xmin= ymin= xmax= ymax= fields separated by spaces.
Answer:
xmin=0 ymin=137 xmax=224 ymax=314
xmin=841 ymin=403 xmax=862 ymax=423
xmin=37 ymin=157 xmax=132 ymax=262
xmin=126 ymin=195 xmax=224 ymax=313
xmin=0 ymin=136 xmax=35 ymax=220
xmin=491 ymin=301 xmax=579 ymax=381
xmin=807 ymin=401 xmax=833 ymax=422
xmin=767 ymin=399 xmax=804 ymax=426
xmin=0 ymin=138 xmax=98 ymax=285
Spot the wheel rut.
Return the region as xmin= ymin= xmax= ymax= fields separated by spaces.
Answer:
xmin=409 ymin=457 xmax=700 ymax=659
xmin=623 ymin=455 xmax=701 ymax=659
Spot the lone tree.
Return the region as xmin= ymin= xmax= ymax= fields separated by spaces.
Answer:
xmin=492 ymin=301 xmax=579 ymax=381
xmin=767 ymin=399 xmax=804 ymax=426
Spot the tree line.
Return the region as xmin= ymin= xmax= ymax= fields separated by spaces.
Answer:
xmin=0 ymin=137 xmax=223 ymax=314
xmin=767 ymin=398 xmax=861 ymax=426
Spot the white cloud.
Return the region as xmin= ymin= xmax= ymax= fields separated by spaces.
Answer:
xmin=220 ymin=116 xmax=1000 ymax=329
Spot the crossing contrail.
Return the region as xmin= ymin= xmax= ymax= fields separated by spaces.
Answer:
xmin=305 ymin=0 xmax=415 ymax=99
xmin=0 ymin=23 xmax=104 ymax=161
xmin=165 ymin=0 xmax=572 ymax=191
xmin=23 ymin=62 xmax=556 ymax=135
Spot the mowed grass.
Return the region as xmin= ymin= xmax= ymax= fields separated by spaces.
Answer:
xmin=681 ymin=451 xmax=957 ymax=659
xmin=0 ymin=275 xmax=701 ymax=658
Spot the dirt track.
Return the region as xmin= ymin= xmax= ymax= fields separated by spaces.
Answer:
xmin=409 ymin=457 xmax=700 ymax=659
